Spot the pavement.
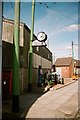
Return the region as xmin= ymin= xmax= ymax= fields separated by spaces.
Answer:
xmin=26 ymin=79 xmax=78 ymax=119
xmin=2 ymin=84 xmax=45 ymax=119
xmin=2 ymin=78 xmax=78 ymax=119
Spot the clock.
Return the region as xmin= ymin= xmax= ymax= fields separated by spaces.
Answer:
xmin=37 ymin=32 xmax=47 ymax=42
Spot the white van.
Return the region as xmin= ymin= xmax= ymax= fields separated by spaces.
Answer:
xmin=51 ymin=72 xmax=62 ymax=83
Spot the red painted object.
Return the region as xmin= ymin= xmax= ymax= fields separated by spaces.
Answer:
xmin=2 ymin=69 xmax=12 ymax=99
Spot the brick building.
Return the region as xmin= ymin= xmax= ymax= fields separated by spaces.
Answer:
xmin=2 ymin=18 xmax=52 ymax=95
xmin=54 ymin=57 xmax=80 ymax=78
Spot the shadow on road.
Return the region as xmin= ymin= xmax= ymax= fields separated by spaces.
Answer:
xmin=2 ymin=86 xmax=45 ymax=120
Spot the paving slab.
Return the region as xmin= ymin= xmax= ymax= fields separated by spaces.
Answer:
xmin=55 ymin=93 xmax=78 ymax=118
xmin=26 ymin=81 xmax=78 ymax=119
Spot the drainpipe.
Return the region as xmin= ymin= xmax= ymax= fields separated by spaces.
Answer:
xmin=28 ymin=0 xmax=35 ymax=91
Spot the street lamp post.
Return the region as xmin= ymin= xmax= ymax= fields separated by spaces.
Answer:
xmin=28 ymin=0 xmax=35 ymax=91
xmin=72 ymin=41 xmax=74 ymax=75
xmin=12 ymin=0 xmax=20 ymax=113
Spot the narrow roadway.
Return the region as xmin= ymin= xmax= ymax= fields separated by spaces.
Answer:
xmin=26 ymin=81 xmax=78 ymax=118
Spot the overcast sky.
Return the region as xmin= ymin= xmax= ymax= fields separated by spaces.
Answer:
xmin=3 ymin=1 xmax=79 ymax=60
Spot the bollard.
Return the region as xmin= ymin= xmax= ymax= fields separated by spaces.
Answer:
xmin=62 ymin=78 xmax=64 ymax=84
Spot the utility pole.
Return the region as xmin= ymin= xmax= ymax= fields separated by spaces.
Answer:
xmin=72 ymin=41 xmax=74 ymax=76
xmin=0 ymin=1 xmax=3 ymax=119
xmin=53 ymin=52 xmax=55 ymax=64
xmin=28 ymin=0 xmax=35 ymax=91
xmin=12 ymin=0 xmax=20 ymax=113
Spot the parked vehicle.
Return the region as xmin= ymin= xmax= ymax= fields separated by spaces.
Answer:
xmin=51 ymin=72 xmax=62 ymax=84
xmin=72 ymin=74 xmax=78 ymax=80
xmin=43 ymin=72 xmax=63 ymax=86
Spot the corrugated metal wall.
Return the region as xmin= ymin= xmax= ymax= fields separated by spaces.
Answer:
xmin=2 ymin=18 xmax=52 ymax=93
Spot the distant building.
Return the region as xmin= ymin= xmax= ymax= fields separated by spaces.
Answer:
xmin=54 ymin=57 xmax=80 ymax=78
xmin=74 ymin=59 xmax=80 ymax=77
xmin=2 ymin=18 xmax=52 ymax=96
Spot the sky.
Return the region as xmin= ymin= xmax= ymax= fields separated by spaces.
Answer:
xmin=3 ymin=1 xmax=80 ymax=61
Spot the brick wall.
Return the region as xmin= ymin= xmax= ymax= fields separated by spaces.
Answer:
xmin=61 ymin=67 xmax=69 ymax=78
xmin=69 ymin=61 xmax=73 ymax=77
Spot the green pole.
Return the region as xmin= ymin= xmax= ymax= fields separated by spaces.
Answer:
xmin=0 ymin=1 xmax=3 ymax=119
xmin=72 ymin=41 xmax=74 ymax=76
xmin=28 ymin=0 xmax=35 ymax=91
xmin=12 ymin=0 xmax=20 ymax=113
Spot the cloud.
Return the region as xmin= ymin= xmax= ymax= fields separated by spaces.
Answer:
xmin=44 ymin=24 xmax=78 ymax=41
xmin=49 ymin=24 xmax=79 ymax=37
xmin=62 ymin=24 xmax=80 ymax=32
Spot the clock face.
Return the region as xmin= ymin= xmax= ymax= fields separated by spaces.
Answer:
xmin=37 ymin=32 xmax=47 ymax=42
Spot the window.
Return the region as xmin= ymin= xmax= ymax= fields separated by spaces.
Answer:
xmin=48 ymin=54 xmax=49 ymax=59
xmin=36 ymin=46 xmax=39 ymax=51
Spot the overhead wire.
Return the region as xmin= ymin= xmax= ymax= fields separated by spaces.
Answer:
xmin=37 ymin=2 xmax=77 ymax=24
xmin=74 ymin=43 xmax=80 ymax=46
xmin=5 ymin=1 xmax=77 ymax=26
xmin=53 ymin=48 xmax=72 ymax=51
xmin=9 ymin=1 xmax=23 ymax=23
xmin=37 ymin=2 xmax=78 ymax=58
xmin=8 ymin=2 xmax=77 ymax=26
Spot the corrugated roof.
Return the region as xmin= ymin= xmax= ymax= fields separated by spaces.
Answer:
xmin=54 ymin=57 xmax=72 ymax=66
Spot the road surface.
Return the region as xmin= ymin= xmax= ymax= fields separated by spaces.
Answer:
xmin=26 ymin=81 xmax=78 ymax=118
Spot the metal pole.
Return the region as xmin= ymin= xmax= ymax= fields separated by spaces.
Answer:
xmin=0 ymin=1 xmax=3 ymax=119
xmin=28 ymin=0 xmax=35 ymax=91
xmin=72 ymin=41 xmax=74 ymax=75
xmin=53 ymin=52 xmax=55 ymax=64
xmin=12 ymin=0 xmax=20 ymax=113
